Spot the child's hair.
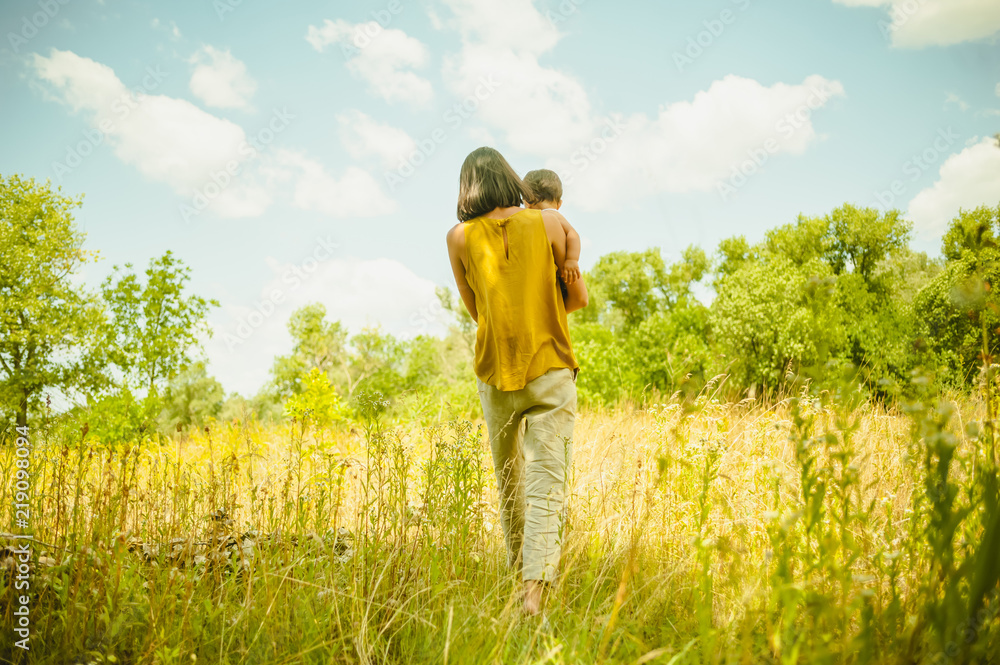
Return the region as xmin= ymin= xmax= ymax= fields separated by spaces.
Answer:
xmin=456 ymin=147 xmax=533 ymax=222
xmin=523 ymin=169 xmax=562 ymax=205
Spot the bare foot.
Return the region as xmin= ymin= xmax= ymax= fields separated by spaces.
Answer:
xmin=523 ymin=580 xmax=543 ymax=615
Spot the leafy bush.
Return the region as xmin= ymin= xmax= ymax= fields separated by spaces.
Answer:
xmin=81 ymin=386 xmax=162 ymax=446
xmin=283 ymin=367 xmax=347 ymax=427
xmin=915 ymin=205 xmax=1000 ymax=386
xmin=711 ymin=256 xmax=844 ymax=393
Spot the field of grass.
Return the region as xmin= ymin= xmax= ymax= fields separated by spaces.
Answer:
xmin=2 ymin=378 xmax=998 ymax=664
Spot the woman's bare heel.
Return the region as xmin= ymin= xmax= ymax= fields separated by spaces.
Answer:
xmin=523 ymin=580 xmax=544 ymax=615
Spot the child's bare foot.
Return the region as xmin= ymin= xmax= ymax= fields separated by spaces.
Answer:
xmin=523 ymin=580 xmax=544 ymax=615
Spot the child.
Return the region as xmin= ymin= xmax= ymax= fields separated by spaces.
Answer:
xmin=523 ymin=169 xmax=581 ymax=286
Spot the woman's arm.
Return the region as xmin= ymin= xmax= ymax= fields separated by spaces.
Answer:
xmin=446 ymin=224 xmax=478 ymax=323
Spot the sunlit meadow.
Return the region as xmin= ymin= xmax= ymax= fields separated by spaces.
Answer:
xmin=3 ymin=370 xmax=997 ymax=664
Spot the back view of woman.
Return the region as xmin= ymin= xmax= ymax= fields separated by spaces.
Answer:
xmin=445 ymin=147 xmax=588 ymax=614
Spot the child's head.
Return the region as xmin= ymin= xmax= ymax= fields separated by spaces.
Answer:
xmin=523 ymin=169 xmax=563 ymax=210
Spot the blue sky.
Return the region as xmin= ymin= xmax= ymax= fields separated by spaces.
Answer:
xmin=2 ymin=0 xmax=999 ymax=397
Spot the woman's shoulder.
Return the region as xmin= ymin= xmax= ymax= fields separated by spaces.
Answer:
xmin=475 ymin=206 xmax=530 ymax=221
xmin=462 ymin=207 xmax=543 ymax=227
xmin=446 ymin=222 xmax=467 ymax=247
xmin=508 ymin=208 xmax=546 ymax=225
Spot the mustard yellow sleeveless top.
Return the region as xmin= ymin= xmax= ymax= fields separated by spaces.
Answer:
xmin=464 ymin=208 xmax=577 ymax=391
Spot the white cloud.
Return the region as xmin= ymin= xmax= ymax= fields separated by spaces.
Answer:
xmin=440 ymin=0 xmax=591 ymax=155
xmin=444 ymin=46 xmax=594 ymax=154
xmin=337 ymin=109 xmax=416 ymax=168
xmin=555 ymin=75 xmax=845 ymax=210
xmin=439 ymin=1 xmax=842 ymax=205
xmin=436 ymin=0 xmax=846 ymax=211
xmin=205 ymin=256 xmax=443 ymax=395
xmin=944 ymin=92 xmax=969 ymax=111
xmin=440 ymin=0 xmax=561 ymax=53
xmin=286 ymin=257 xmax=442 ymax=336
xmin=210 ymin=181 xmax=274 ymax=218
xmin=32 ymin=49 xmax=393 ymax=222
xmin=188 ymin=45 xmax=257 ymax=109
xmin=33 ymin=49 xmax=251 ymax=199
xmin=464 ymin=125 xmax=496 ymax=145
xmin=833 ymin=0 xmax=1000 ymax=47
xmin=306 ymin=19 xmax=432 ymax=105
xmin=32 ymin=48 xmax=126 ymax=112
xmin=907 ymin=137 xmax=1000 ymax=237
xmin=276 ymin=149 xmax=397 ymax=217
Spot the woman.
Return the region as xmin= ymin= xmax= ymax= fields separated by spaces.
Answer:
xmin=445 ymin=147 xmax=588 ymax=615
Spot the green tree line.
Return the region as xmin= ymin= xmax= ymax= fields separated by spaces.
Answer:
xmin=570 ymin=202 xmax=1000 ymax=406
xmin=2 ymin=172 xmax=998 ymax=440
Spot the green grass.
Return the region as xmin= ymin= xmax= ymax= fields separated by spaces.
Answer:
xmin=2 ymin=376 xmax=998 ymax=664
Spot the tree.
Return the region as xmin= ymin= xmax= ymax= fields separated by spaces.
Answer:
xmin=158 ymin=361 xmax=224 ymax=429
xmin=582 ymin=249 xmax=667 ymax=328
xmin=824 ymin=204 xmax=910 ymax=284
xmin=834 ymin=271 xmax=916 ymax=387
xmin=627 ymin=304 xmax=713 ymax=397
xmin=941 ymin=204 xmax=999 ymax=261
xmin=822 ymin=205 xmax=916 ymax=386
xmin=101 ymin=251 xmax=218 ymax=393
xmin=0 ymin=175 xmax=106 ymax=429
xmin=581 ymin=246 xmax=710 ymax=330
xmin=269 ymin=303 xmax=349 ymax=400
xmin=736 ymin=204 xmax=921 ymax=392
xmin=402 ymin=335 xmax=445 ymax=392
xmin=916 ymin=205 xmax=1000 ymax=385
xmin=83 ymin=385 xmax=161 ymax=446
xmin=346 ymin=326 xmax=404 ymax=399
xmin=664 ymin=246 xmax=710 ymax=306
xmin=711 ymin=257 xmax=845 ymax=394
xmin=714 ymin=235 xmax=753 ymax=284
xmin=570 ymin=322 xmax=638 ymax=407
xmin=760 ymin=213 xmax=831 ymax=268
xmin=760 ymin=205 xmax=910 ymax=286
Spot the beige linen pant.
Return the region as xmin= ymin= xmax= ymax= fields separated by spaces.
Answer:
xmin=477 ymin=367 xmax=576 ymax=582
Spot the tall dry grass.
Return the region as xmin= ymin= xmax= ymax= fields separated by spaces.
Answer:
xmin=1 ymin=379 xmax=996 ymax=664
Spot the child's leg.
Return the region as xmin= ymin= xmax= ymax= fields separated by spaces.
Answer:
xmin=478 ymin=378 xmax=525 ymax=571
xmin=517 ymin=368 xmax=576 ymax=582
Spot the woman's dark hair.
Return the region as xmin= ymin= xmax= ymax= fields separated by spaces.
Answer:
xmin=456 ymin=147 xmax=533 ymax=222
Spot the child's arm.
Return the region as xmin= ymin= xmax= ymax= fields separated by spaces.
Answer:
xmin=559 ymin=217 xmax=581 ymax=285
